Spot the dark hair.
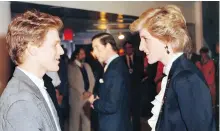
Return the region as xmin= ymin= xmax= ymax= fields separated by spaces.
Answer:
xmin=91 ymin=33 xmax=118 ymax=51
xmin=123 ymin=40 xmax=133 ymax=48
xmin=70 ymin=47 xmax=85 ymax=62
xmin=200 ymin=47 xmax=209 ymax=54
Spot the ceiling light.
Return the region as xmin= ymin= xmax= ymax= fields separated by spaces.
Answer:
xmin=118 ymin=33 xmax=125 ymax=40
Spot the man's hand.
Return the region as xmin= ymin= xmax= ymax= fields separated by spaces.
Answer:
xmin=82 ymin=91 xmax=92 ymax=100
xmin=88 ymin=94 xmax=99 ymax=104
xmin=55 ymin=89 xmax=63 ymax=105
xmin=141 ymin=76 xmax=148 ymax=82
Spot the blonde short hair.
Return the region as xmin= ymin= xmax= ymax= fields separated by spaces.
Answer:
xmin=6 ymin=10 xmax=63 ymax=65
xmin=130 ymin=5 xmax=192 ymax=53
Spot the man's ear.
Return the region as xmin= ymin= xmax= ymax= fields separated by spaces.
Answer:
xmin=27 ymin=42 xmax=38 ymax=56
xmin=106 ymin=43 xmax=112 ymax=50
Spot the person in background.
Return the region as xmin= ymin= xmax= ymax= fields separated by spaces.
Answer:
xmin=68 ymin=47 xmax=95 ymax=131
xmin=43 ymin=73 xmax=62 ymax=129
xmin=141 ymin=56 xmax=157 ymax=120
xmin=196 ymin=47 xmax=216 ymax=107
xmin=122 ymin=41 xmax=144 ymax=131
xmin=154 ymin=62 xmax=164 ymax=94
xmin=45 ymin=71 xmax=64 ymax=130
xmin=58 ymin=46 xmax=69 ymax=131
xmin=88 ymin=33 xmax=132 ymax=131
xmin=186 ymin=45 xmax=201 ymax=64
xmin=46 ymin=71 xmax=61 ymax=89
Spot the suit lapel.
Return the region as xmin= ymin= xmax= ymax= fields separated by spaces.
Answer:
xmin=13 ymin=68 xmax=42 ymax=99
xmin=156 ymin=55 xmax=190 ymax=130
xmin=13 ymin=68 xmax=57 ymax=131
xmin=123 ymin=55 xmax=129 ymax=69
xmin=169 ymin=54 xmax=189 ymax=79
xmin=133 ymin=54 xmax=136 ymax=66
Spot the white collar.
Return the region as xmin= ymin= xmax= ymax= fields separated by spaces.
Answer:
xmin=75 ymin=59 xmax=83 ymax=67
xmin=163 ymin=52 xmax=183 ymax=75
xmin=126 ymin=54 xmax=133 ymax=58
xmin=104 ymin=54 xmax=119 ymax=72
xmin=17 ymin=66 xmax=45 ymax=89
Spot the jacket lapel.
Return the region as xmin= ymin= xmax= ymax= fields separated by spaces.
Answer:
xmin=13 ymin=68 xmax=57 ymax=131
xmin=13 ymin=68 xmax=42 ymax=99
xmin=156 ymin=55 xmax=193 ymax=131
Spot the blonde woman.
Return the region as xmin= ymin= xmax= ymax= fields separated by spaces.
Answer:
xmin=130 ymin=5 xmax=216 ymax=131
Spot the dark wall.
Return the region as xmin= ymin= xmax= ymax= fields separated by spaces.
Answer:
xmin=202 ymin=1 xmax=219 ymax=55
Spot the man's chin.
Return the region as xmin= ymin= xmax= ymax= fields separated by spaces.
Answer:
xmin=80 ymin=60 xmax=85 ymax=63
xmin=98 ymin=60 xmax=104 ymax=64
xmin=47 ymin=66 xmax=59 ymax=72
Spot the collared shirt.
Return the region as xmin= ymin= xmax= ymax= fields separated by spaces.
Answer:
xmin=126 ymin=54 xmax=134 ymax=69
xmin=74 ymin=59 xmax=90 ymax=91
xmin=104 ymin=54 xmax=119 ymax=72
xmin=75 ymin=59 xmax=83 ymax=67
xmin=148 ymin=52 xmax=183 ymax=131
xmin=46 ymin=71 xmax=61 ymax=87
xmin=17 ymin=67 xmax=61 ymax=131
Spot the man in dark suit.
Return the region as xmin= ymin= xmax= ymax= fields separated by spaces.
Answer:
xmin=88 ymin=33 xmax=131 ymax=131
xmin=122 ymin=41 xmax=144 ymax=131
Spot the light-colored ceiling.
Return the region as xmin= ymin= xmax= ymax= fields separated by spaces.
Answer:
xmin=25 ymin=1 xmax=196 ymax=23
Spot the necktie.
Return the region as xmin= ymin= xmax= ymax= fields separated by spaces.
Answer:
xmin=80 ymin=65 xmax=90 ymax=91
xmin=129 ymin=56 xmax=133 ymax=69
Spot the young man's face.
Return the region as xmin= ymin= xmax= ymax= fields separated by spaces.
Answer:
xmin=36 ymin=29 xmax=64 ymax=72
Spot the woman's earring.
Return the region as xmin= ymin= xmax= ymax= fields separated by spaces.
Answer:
xmin=165 ymin=45 xmax=170 ymax=54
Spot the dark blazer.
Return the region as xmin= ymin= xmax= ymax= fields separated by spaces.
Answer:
xmin=122 ymin=54 xmax=144 ymax=87
xmin=156 ymin=55 xmax=216 ymax=131
xmin=93 ymin=56 xmax=132 ymax=131
xmin=189 ymin=53 xmax=201 ymax=64
xmin=122 ymin=54 xmax=144 ymax=131
xmin=43 ymin=74 xmax=62 ymax=121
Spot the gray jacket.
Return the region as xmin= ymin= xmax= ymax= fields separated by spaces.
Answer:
xmin=0 ymin=68 xmax=59 ymax=131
